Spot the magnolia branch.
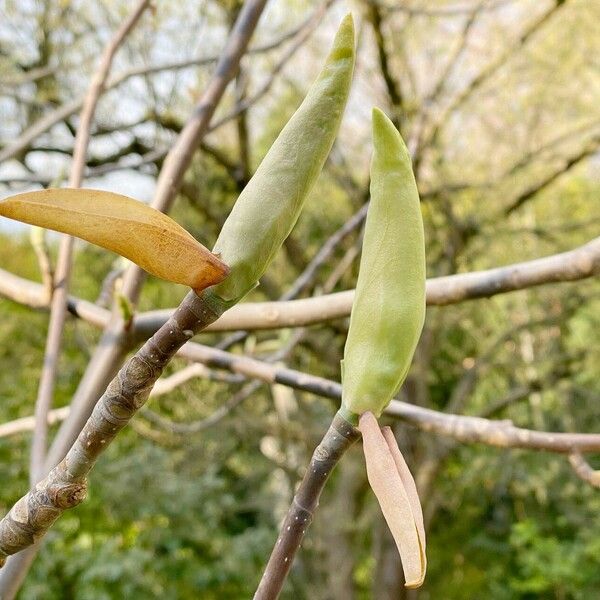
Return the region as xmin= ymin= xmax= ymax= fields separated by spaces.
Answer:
xmin=6 ymin=341 xmax=599 ymax=481
xmin=137 ymin=235 xmax=600 ymax=333
xmin=568 ymin=453 xmax=600 ymax=488
xmin=1 ymin=237 xmax=598 ymax=335
xmin=4 ymin=332 xmax=599 ymax=455
xmin=0 ymin=290 xmax=226 ymax=567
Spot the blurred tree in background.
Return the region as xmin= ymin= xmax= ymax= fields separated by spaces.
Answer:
xmin=0 ymin=0 xmax=599 ymax=598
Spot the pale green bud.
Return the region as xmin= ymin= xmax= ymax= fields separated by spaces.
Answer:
xmin=341 ymin=108 xmax=426 ymax=417
xmin=212 ymin=14 xmax=355 ymax=303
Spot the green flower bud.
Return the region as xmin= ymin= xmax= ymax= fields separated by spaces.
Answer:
xmin=212 ymin=14 xmax=355 ymax=303
xmin=341 ymin=108 xmax=426 ymax=417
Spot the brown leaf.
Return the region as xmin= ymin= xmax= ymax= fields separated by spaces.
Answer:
xmin=359 ymin=412 xmax=426 ymax=588
xmin=0 ymin=188 xmax=228 ymax=291
xmin=382 ymin=426 xmax=427 ymax=580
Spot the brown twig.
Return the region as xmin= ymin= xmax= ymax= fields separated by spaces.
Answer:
xmin=568 ymin=453 xmax=600 ymax=488
xmin=420 ymin=0 xmax=569 ymax=152
xmin=209 ymin=0 xmax=336 ymax=132
xmin=0 ymin=367 xmax=243 ymax=441
xmin=4 ymin=343 xmax=599 ymax=456
xmin=254 ymin=412 xmax=360 ymax=600
xmin=0 ymin=290 xmax=226 ymax=568
xmin=171 ymin=341 xmax=600 ymax=454
xmin=136 ymin=234 xmax=600 ymax=334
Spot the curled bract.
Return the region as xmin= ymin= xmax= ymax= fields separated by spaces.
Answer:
xmin=211 ymin=14 xmax=355 ymax=304
xmin=341 ymin=108 xmax=426 ymax=417
xmin=359 ymin=411 xmax=426 ymax=588
xmin=0 ymin=188 xmax=228 ymax=292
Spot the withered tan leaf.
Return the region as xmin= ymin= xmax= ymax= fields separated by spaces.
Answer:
xmin=0 ymin=188 xmax=228 ymax=291
xmin=382 ymin=426 xmax=427 ymax=581
xmin=359 ymin=412 xmax=425 ymax=588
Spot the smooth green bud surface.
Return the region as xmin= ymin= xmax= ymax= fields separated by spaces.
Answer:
xmin=211 ymin=14 xmax=355 ymax=303
xmin=341 ymin=108 xmax=426 ymax=417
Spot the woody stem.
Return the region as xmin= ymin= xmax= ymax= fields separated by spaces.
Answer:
xmin=254 ymin=412 xmax=360 ymax=600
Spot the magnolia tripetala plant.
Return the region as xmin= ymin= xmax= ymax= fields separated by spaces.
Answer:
xmin=0 ymin=16 xmax=353 ymax=569
xmin=0 ymin=13 xmax=427 ymax=595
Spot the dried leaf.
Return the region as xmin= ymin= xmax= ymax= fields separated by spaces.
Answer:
xmin=359 ymin=412 xmax=425 ymax=588
xmin=0 ymin=188 xmax=228 ymax=291
xmin=382 ymin=426 xmax=427 ymax=577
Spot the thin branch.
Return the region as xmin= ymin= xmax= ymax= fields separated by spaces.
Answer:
xmin=410 ymin=0 xmax=484 ymax=156
xmin=2 ymin=236 xmax=600 ymax=335
xmin=0 ymin=64 xmax=59 ymax=87
xmin=4 ymin=343 xmax=599 ymax=456
xmin=152 ymin=363 xmax=243 ymax=394
xmin=0 ymin=409 xmax=70 ymax=440
xmin=0 ymin=8 xmax=310 ymax=164
xmin=424 ymin=1 xmax=483 ymax=105
xmin=0 ymin=367 xmax=242 ymax=440
xmin=208 ymin=0 xmax=334 ymax=132
xmin=120 ymin=0 xmax=268 ymax=304
xmin=422 ymin=0 xmax=568 ymax=151
xmin=503 ymin=135 xmax=600 ymax=215
xmin=30 ymin=0 xmax=151 ymax=484
xmin=365 ymin=0 xmax=404 ymax=126
xmin=0 ymin=290 xmax=226 ymax=567
xmin=176 ymin=341 xmax=600 ymax=455
xmin=385 ymin=401 xmax=600 ymax=454
xmin=185 ymin=234 xmax=600 ymax=331
xmin=568 ymin=453 xmax=600 ymax=488
xmin=503 ymin=117 xmax=600 ymax=177
xmin=254 ymin=413 xmax=360 ymax=600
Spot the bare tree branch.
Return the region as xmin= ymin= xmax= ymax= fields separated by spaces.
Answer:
xmin=174 ymin=340 xmax=600 ymax=454
xmin=0 ymin=290 xmax=226 ymax=567
xmin=568 ymin=453 xmax=600 ymax=488
xmin=209 ymin=0 xmax=335 ymax=131
xmin=365 ymin=0 xmax=404 ymax=127
xmin=0 ymin=409 xmax=70 ymax=440
xmin=136 ymin=235 xmax=600 ymax=333
xmin=2 ymin=236 xmax=599 ymax=336
xmin=0 ymin=7 xmax=312 ymax=164
xmin=29 ymin=0 xmax=152 ymax=485
xmin=421 ymin=0 xmax=568 ymax=151
xmin=503 ymin=135 xmax=600 ymax=215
